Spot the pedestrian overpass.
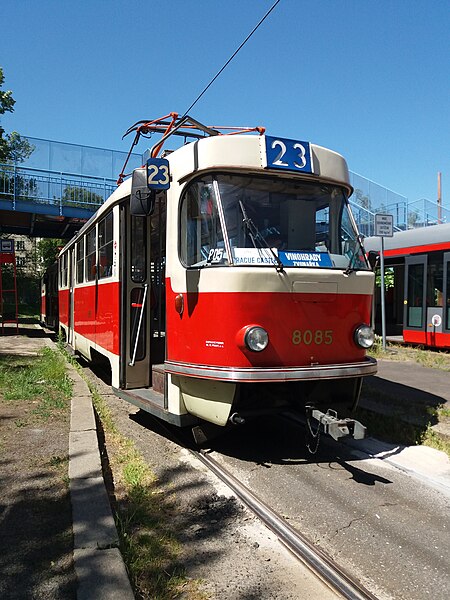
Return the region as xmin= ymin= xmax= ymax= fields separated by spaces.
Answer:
xmin=0 ymin=137 xmax=142 ymax=238
xmin=0 ymin=136 xmax=446 ymax=239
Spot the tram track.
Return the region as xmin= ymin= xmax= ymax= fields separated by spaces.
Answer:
xmin=80 ymin=360 xmax=449 ymax=600
xmin=81 ymin=360 xmax=377 ymax=599
xmin=191 ymin=445 xmax=378 ymax=600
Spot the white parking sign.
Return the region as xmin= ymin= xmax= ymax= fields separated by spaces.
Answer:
xmin=375 ymin=214 xmax=394 ymax=237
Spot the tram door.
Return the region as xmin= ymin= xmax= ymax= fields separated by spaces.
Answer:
xmin=121 ymin=207 xmax=152 ymax=389
xmin=444 ymin=252 xmax=450 ymax=336
xmin=403 ymin=255 xmax=427 ymax=344
xmin=425 ymin=252 xmax=445 ymax=345
xmin=404 ymin=253 xmax=446 ymax=346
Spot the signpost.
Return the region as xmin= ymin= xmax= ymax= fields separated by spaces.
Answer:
xmin=374 ymin=214 xmax=394 ymax=350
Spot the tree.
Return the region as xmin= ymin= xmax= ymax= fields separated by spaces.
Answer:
xmin=62 ymin=184 xmax=104 ymax=207
xmin=0 ymin=67 xmax=34 ymax=164
xmin=37 ymin=238 xmax=64 ymax=271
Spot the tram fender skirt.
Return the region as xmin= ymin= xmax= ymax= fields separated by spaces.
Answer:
xmin=179 ymin=377 xmax=236 ymax=426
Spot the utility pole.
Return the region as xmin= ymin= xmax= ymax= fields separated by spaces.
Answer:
xmin=437 ymin=172 xmax=442 ymax=224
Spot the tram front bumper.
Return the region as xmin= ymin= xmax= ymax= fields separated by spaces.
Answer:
xmin=165 ymin=357 xmax=377 ymax=383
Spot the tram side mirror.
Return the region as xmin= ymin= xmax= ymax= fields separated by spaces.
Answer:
xmin=130 ymin=167 xmax=155 ymax=216
xmin=367 ymin=250 xmax=380 ymax=271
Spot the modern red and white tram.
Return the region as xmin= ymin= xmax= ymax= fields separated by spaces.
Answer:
xmin=365 ymin=223 xmax=450 ymax=349
xmin=57 ymin=115 xmax=377 ymax=441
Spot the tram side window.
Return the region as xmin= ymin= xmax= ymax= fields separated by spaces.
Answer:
xmin=98 ymin=212 xmax=113 ymax=279
xmin=60 ymin=253 xmax=68 ymax=288
xmin=407 ymin=263 xmax=424 ymax=327
xmin=85 ymin=228 xmax=97 ymax=281
xmin=427 ymin=254 xmax=443 ymax=307
xmin=180 ymin=181 xmax=225 ymax=267
xmin=131 ymin=216 xmax=147 ymax=282
xmin=76 ymin=239 xmax=84 ymax=283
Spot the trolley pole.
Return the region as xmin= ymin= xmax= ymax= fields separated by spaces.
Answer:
xmin=374 ymin=214 xmax=394 ymax=352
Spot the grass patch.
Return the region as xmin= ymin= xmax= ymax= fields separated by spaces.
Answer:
xmin=354 ymin=406 xmax=423 ymax=446
xmin=0 ymin=347 xmax=72 ymax=421
xmin=368 ymin=338 xmax=450 ymax=371
xmin=57 ymin=346 xmax=206 ymax=599
xmin=93 ymin=390 xmax=203 ymax=600
xmin=363 ymin=341 xmax=450 ymax=457
xmin=421 ymin=426 xmax=450 ymax=455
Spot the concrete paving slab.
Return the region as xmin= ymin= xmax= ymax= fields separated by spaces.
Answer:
xmin=348 ymin=436 xmax=450 ymax=496
xmin=71 ymin=396 xmax=96 ymax=432
xmin=70 ymin=477 xmax=118 ymax=549
xmin=69 ymin=430 xmax=102 ymax=479
xmin=74 ymin=548 xmax=134 ymax=600
xmin=70 ymin=377 xmax=92 ymax=398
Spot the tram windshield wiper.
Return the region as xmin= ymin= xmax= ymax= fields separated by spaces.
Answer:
xmin=238 ymin=200 xmax=284 ymax=272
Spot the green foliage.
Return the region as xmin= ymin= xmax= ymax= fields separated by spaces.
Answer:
xmin=0 ymin=68 xmax=15 ymax=114
xmin=0 ymin=67 xmax=34 ymax=163
xmin=375 ymin=266 xmax=395 ymax=289
xmin=62 ymin=185 xmax=104 ymax=207
xmin=0 ymin=347 xmax=72 ymax=421
xmin=37 ymin=238 xmax=64 ymax=270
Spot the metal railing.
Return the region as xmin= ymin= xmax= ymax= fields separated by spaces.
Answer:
xmin=1 ymin=162 xmax=446 ymax=235
xmin=0 ymin=163 xmax=115 ymax=214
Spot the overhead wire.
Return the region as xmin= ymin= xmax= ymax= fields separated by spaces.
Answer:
xmin=181 ymin=0 xmax=282 ymax=118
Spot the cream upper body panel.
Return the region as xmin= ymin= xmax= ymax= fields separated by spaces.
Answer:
xmin=164 ymin=134 xmax=358 ymax=290
xmin=173 ymin=266 xmax=374 ymax=295
xmin=166 ymin=134 xmax=351 ymax=190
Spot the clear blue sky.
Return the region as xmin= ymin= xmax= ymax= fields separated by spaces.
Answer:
xmin=1 ymin=0 xmax=449 ymax=203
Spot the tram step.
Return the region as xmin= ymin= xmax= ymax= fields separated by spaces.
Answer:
xmin=152 ymin=364 xmax=165 ymax=395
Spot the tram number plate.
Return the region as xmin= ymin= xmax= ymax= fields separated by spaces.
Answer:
xmin=292 ymin=329 xmax=333 ymax=345
xmin=265 ymin=136 xmax=313 ymax=174
xmin=146 ymin=158 xmax=170 ymax=190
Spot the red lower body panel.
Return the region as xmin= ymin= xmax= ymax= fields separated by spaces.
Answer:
xmin=166 ymin=282 xmax=371 ymax=368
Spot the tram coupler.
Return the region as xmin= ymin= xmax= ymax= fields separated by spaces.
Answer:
xmin=305 ymin=406 xmax=366 ymax=441
xmin=229 ymin=413 xmax=246 ymax=425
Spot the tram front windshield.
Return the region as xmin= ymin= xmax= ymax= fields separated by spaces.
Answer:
xmin=180 ymin=173 xmax=368 ymax=270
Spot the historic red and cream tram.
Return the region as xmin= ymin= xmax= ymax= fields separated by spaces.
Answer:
xmin=40 ymin=261 xmax=58 ymax=330
xmin=365 ymin=223 xmax=450 ymax=349
xmin=57 ymin=115 xmax=377 ymax=441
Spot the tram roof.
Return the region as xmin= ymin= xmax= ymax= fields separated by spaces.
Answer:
xmin=364 ymin=222 xmax=450 ymax=256
xmin=59 ymin=134 xmax=352 ymax=254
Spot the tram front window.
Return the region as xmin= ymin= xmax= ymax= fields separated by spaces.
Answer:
xmin=180 ymin=173 xmax=368 ymax=270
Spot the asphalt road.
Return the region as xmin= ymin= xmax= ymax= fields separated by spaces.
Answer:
xmin=210 ymin=416 xmax=450 ymax=600
xmin=83 ymin=359 xmax=450 ymax=600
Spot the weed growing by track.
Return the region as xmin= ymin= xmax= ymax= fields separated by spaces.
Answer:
xmin=58 ymin=345 xmax=206 ymax=600
xmin=0 ymin=344 xmax=76 ymax=597
xmin=365 ymin=341 xmax=450 ymax=456
xmin=0 ymin=347 xmax=72 ymax=421
xmin=369 ymin=338 xmax=450 ymax=371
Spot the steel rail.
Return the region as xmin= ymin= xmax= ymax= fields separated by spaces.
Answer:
xmin=193 ymin=448 xmax=378 ymax=600
xmin=79 ymin=357 xmax=377 ymax=599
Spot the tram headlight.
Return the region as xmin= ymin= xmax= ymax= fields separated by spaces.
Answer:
xmin=354 ymin=324 xmax=375 ymax=349
xmin=244 ymin=326 xmax=269 ymax=352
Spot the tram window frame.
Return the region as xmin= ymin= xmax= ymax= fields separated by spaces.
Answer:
xmin=76 ymin=238 xmax=85 ymax=284
xmin=179 ymin=173 xmax=366 ymax=270
xmin=426 ymin=252 xmax=444 ymax=308
xmin=59 ymin=253 xmax=68 ymax=288
xmin=131 ymin=216 xmax=147 ymax=283
xmin=98 ymin=212 xmax=114 ymax=279
xmin=407 ymin=262 xmax=425 ymax=328
xmin=446 ymin=260 xmax=450 ymax=330
xmin=85 ymin=228 xmax=97 ymax=282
